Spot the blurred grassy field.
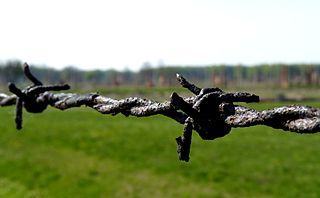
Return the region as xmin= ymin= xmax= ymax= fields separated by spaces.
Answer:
xmin=70 ymin=85 xmax=320 ymax=101
xmin=1 ymin=102 xmax=320 ymax=197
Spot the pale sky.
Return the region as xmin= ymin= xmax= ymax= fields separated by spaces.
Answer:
xmin=0 ymin=0 xmax=319 ymax=71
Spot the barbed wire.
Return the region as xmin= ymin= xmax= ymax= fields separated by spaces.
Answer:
xmin=1 ymin=63 xmax=320 ymax=161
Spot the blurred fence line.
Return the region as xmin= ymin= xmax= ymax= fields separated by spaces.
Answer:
xmin=0 ymin=60 xmax=319 ymax=89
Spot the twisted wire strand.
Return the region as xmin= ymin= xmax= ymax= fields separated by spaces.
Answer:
xmin=2 ymin=86 xmax=320 ymax=133
xmin=1 ymin=63 xmax=320 ymax=161
xmin=226 ymin=105 xmax=320 ymax=133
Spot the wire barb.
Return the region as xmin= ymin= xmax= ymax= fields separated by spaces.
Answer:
xmin=176 ymin=117 xmax=193 ymax=162
xmin=1 ymin=65 xmax=320 ymax=161
xmin=24 ymin=63 xmax=43 ymax=86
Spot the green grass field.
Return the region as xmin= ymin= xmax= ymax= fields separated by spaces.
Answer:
xmin=1 ymin=102 xmax=320 ymax=197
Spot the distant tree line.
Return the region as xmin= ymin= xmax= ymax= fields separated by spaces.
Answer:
xmin=0 ymin=60 xmax=319 ymax=90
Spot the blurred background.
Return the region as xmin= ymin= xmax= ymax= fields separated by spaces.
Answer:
xmin=1 ymin=60 xmax=320 ymax=101
xmin=1 ymin=0 xmax=320 ymax=197
xmin=1 ymin=0 xmax=320 ymax=100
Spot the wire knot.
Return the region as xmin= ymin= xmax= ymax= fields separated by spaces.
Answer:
xmin=172 ymin=74 xmax=259 ymax=161
xmin=8 ymin=63 xmax=70 ymax=129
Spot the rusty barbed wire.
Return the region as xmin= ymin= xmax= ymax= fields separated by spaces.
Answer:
xmin=1 ymin=63 xmax=320 ymax=161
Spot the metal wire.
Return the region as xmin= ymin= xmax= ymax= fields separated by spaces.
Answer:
xmin=1 ymin=63 xmax=320 ymax=161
